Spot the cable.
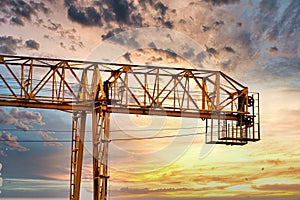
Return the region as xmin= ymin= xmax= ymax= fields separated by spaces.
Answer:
xmin=0 ymin=132 xmax=205 ymax=143
xmin=109 ymin=132 xmax=205 ymax=142
xmin=0 ymin=126 xmax=205 ymax=133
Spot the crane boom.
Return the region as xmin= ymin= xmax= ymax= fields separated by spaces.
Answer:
xmin=0 ymin=55 xmax=260 ymax=200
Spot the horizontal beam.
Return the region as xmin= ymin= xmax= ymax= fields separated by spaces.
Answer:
xmin=106 ymin=107 xmax=239 ymax=120
xmin=0 ymin=100 xmax=92 ymax=111
xmin=0 ymin=54 xmax=219 ymax=73
xmin=0 ymin=100 xmax=240 ymax=120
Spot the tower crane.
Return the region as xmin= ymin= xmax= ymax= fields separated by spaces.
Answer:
xmin=0 ymin=55 xmax=260 ymax=200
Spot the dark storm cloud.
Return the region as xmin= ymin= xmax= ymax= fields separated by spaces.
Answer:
xmin=123 ymin=52 xmax=133 ymax=63
xmin=0 ymin=0 xmax=50 ymax=26
xmin=269 ymin=46 xmax=278 ymax=53
xmin=138 ymin=0 xmax=154 ymax=9
xmin=0 ymin=46 xmax=15 ymax=54
xmin=25 ymin=39 xmax=40 ymax=50
xmin=163 ymin=20 xmax=173 ymax=29
xmin=10 ymin=17 xmax=24 ymax=26
xmin=202 ymin=25 xmax=210 ymax=32
xmin=101 ymin=31 xmax=115 ymax=40
xmin=67 ymin=5 xmax=102 ymax=26
xmin=101 ymin=28 xmax=124 ymax=40
xmin=109 ymin=0 xmax=134 ymax=24
xmin=98 ymin=0 xmax=144 ymax=26
xmin=148 ymin=42 xmax=157 ymax=49
xmin=236 ymin=22 xmax=242 ymax=27
xmin=183 ymin=48 xmax=195 ymax=59
xmin=205 ymin=45 xmax=218 ymax=56
xmin=203 ymin=0 xmax=240 ymax=6
xmin=29 ymin=1 xmax=49 ymax=14
xmin=154 ymin=1 xmax=168 ymax=16
xmin=165 ymin=49 xmax=179 ymax=61
xmin=64 ymin=0 xmax=76 ymax=7
xmin=65 ymin=0 xmax=172 ymax=31
xmin=0 ymin=36 xmax=22 ymax=54
xmin=224 ymin=46 xmax=235 ymax=53
xmin=214 ymin=20 xmax=224 ymax=26
xmin=102 ymin=28 xmax=142 ymax=48
xmin=65 ymin=0 xmax=137 ymax=26
xmin=10 ymin=0 xmax=35 ymax=20
xmin=43 ymin=19 xmax=62 ymax=31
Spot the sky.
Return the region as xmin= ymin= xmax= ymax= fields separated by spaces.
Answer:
xmin=0 ymin=0 xmax=300 ymax=199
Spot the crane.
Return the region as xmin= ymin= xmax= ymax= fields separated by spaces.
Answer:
xmin=0 ymin=54 xmax=260 ymax=200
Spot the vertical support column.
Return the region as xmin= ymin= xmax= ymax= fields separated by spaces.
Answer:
xmin=92 ymin=109 xmax=100 ymax=200
xmin=215 ymin=72 xmax=220 ymax=111
xmin=102 ymin=112 xmax=110 ymax=200
xmin=70 ymin=111 xmax=87 ymax=200
xmin=93 ymin=109 xmax=110 ymax=200
xmin=202 ymin=78 xmax=206 ymax=110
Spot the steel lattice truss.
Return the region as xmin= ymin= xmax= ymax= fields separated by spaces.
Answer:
xmin=0 ymin=55 xmax=260 ymax=200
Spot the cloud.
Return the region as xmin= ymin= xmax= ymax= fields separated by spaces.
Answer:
xmin=39 ymin=132 xmax=63 ymax=147
xmin=205 ymin=45 xmax=218 ymax=56
xmin=223 ymin=46 xmax=235 ymax=53
xmin=0 ymin=131 xmax=28 ymax=152
xmin=0 ymin=36 xmax=41 ymax=54
xmin=10 ymin=16 xmax=24 ymax=26
xmin=113 ymin=186 xmax=190 ymax=196
xmin=29 ymin=1 xmax=50 ymax=15
xmin=65 ymin=0 xmax=172 ymax=33
xmin=43 ymin=19 xmax=62 ymax=31
xmin=0 ymin=108 xmax=62 ymax=150
xmin=0 ymin=35 xmax=22 ymax=54
xmin=182 ymin=47 xmax=195 ymax=59
xmin=10 ymin=0 xmax=35 ymax=20
xmin=268 ymin=46 xmax=278 ymax=53
xmin=148 ymin=42 xmax=157 ymax=49
xmin=109 ymin=0 xmax=134 ymax=24
xmin=9 ymin=108 xmax=45 ymax=125
xmin=15 ymin=121 xmax=32 ymax=131
xmin=252 ymin=183 xmax=300 ymax=192
xmin=123 ymin=52 xmax=132 ymax=63
xmin=25 ymin=39 xmax=40 ymax=50
xmin=0 ymin=108 xmax=17 ymax=125
xmin=154 ymin=2 xmax=168 ymax=16
xmin=0 ymin=0 xmax=51 ymax=26
xmin=203 ymin=0 xmax=240 ymax=6
xmin=0 ymin=108 xmax=45 ymax=131
xmin=67 ymin=5 xmax=102 ymax=26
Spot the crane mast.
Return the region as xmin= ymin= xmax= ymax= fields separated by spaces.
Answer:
xmin=0 ymin=55 xmax=260 ymax=200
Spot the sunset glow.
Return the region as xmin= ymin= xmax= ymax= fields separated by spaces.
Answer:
xmin=0 ymin=0 xmax=300 ymax=199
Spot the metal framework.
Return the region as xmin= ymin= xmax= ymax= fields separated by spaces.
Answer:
xmin=0 ymin=55 xmax=260 ymax=200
